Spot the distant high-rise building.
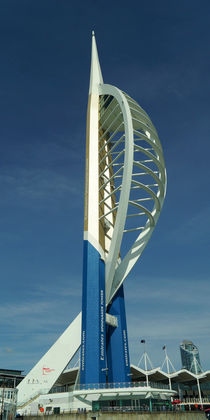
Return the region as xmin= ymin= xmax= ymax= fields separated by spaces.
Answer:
xmin=180 ymin=340 xmax=202 ymax=374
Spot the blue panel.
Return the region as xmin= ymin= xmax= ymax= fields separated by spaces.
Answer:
xmin=106 ymin=284 xmax=131 ymax=383
xmin=80 ymin=240 xmax=106 ymax=385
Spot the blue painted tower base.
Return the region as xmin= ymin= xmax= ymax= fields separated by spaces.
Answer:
xmin=80 ymin=242 xmax=131 ymax=385
xmin=80 ymin=240 xmax=106 ymax=385
xmin=106 ymin=284 xmax=131 ymax=383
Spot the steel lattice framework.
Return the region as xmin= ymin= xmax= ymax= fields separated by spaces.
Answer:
xmin=98 ymin=86 xmax=166 ymax=304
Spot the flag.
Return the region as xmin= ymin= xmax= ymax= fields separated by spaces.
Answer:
xmin=141 ymin=339 xmax=145 ymax=343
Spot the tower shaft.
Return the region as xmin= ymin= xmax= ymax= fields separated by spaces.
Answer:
xmin=80 ymin=33 xmax=130 ymax=385
xmin=80 ymin=34 xmax=107 ymax=385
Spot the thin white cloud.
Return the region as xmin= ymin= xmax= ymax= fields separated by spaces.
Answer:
xmin=167 ymin=206 xmax=210 ymax=244
xmin=0 ymin=168 xmax=80 ymax=201
xmin=128 ymin=311 xmax=210 ymax=341
xmin=115 ymin=58 xmax=205 ymax=103
xmin=124 ymin=274 xmax=210 ymax=369
xmin=127 ymin=309 xmax=210 ymax=370
xmin=35 ymin=278 xmax=82 ymax=298
xmin=0 ymin=298 xmax=80 ymax=372
xmin=125 ymin=275 xmax=210 ymax=305
xmin=0 ymin=298 xmax=79 ymax=335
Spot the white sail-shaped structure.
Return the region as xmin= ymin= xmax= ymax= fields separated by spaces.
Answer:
xmin=17 ymin=32 xmax=166 ymax=408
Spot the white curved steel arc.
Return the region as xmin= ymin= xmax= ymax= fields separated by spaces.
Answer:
xmin=97 ymin=85 xmax=166 ymax=304
xmin=125 ymin=94 xmax=159 ymax=136
xmin=110 ymin=224 xmax=159 ymax=301
xmin=133 ymin=161 xmax=164 ymax=195
xmin=99 ymin=123 xmax=124 ymax=151
xmin=99 ymin=149 xmax=125 ymax=177
xmin=99 ymin=165 xmax=124 ymax=194
xmin=127 ymin=201 xmax=155 ymax=226
xmin=109 ymin=165 xmax=166 ymax=301
xmin=99 ymin=84 xmax=134 ymax=304
xmin=102 ymin=91 xmax=167 ymax=302
xmin=131 ymin=180 xmax=161 ymax=210
xmin=133 ymin=144 xmax=164 ymax=173
xmin=100 ymin=103 xmax=121 ymax=130
xmin=133 ymin=131 xmax=163 ymax=156
xmin=99 ymin=112 xmax=123 ymax=142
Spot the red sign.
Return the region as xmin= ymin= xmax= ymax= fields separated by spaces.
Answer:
xmin=42 ymin=367 xmax=55 ymax=375
xmin=39 ymin=408 xmax=44 ymax=413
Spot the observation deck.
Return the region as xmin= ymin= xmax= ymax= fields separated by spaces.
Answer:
xmin=73 ymin=381 xmax=176 ymax=403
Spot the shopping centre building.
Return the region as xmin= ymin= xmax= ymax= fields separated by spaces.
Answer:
xmin=15 ymin=363 xmax=210 ymax=414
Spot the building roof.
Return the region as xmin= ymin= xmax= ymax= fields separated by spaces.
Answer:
xmin=130 ymin=365 xmax=210 ymax=385
xmin=0 ymin=369 xmax=23 ymax=375
xmin=55 ymin=365 xmax=210 ymax=389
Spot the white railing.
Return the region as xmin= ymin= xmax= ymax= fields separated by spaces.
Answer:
xmin=17 ymin=389 xmax=49 ymax=408
xmin=74 ymin=381 xmax=173 ymax=391
xmin=182 ymin=398 xmax=210 ymax=404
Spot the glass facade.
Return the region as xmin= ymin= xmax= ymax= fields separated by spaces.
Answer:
xmin=180 ymin=340 xmax=202 ymax=374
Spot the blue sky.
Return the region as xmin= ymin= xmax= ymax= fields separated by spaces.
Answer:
xmin=0 ymin=0 xmax=210 ymax=374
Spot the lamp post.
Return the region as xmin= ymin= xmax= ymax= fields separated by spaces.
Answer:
xmin=138 ymin=340 xmax=154 ymax=387
xmin=141 ymin=340 xmax=148 ymax=386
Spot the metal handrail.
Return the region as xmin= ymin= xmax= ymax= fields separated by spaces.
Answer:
xmin=74 ymin=381 xmax=173 ymax=391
